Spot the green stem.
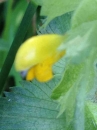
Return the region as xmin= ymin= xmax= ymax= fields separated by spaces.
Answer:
xmin=0 ymin=2 xmax=37 ymax=93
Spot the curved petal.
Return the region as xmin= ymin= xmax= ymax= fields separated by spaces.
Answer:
xmin=15 ymin=34 xmax=65 ymax=71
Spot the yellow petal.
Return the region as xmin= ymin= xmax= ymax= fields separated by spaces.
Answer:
xmin=15 ymin=34 xmax=65 ymax=71
xmin=26 ymin=50 xmax=65 ymax=82
xmin=26 ymin=67 xmax=35 ymax=81
xmin=34 ymin=63 xmax=53 ymax=82
xmin=43 ymin=51 xmax=66 ymax=65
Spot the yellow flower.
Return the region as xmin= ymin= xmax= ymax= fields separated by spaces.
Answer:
xmin=15 ymin=34 xmax=66 ymax=82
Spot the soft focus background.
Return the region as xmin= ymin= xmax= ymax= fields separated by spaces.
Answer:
xmin=0 ymin=0 xmax=39 ymax=92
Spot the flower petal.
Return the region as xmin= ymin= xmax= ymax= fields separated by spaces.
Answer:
xmin=26 ymin=67 xmax=35 ymax=81
xmin=34 ymin=63 xmax=53 ymax=82
xmin=15 ymin=34 xmax=65 ymax=71
xmin=26 ymin=50 xmax=65 ymax=82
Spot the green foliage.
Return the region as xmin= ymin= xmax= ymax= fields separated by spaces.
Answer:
xmin=51 ymin=18 xmax=97 ymax=130
xmin=0 ymin=80 xmax=97 ymax=130
xmin=71 ymin=0 xmax=97 ymax=28
xmin=38 ymin=12 xmax=72 ymax=34
xmin=2 ymin=0 xmax=27 ymax=42
xmin=0 ymin=0 xmax=97 ymax=130
xmin=0 ymin=80 xmax=67 ymax=130
xmin=0 ymin=2 xmax=37 ymax=93
xmin=0 ymin=0 xmax=29 ymax=86
xmin=32 ymin=0 xmax=81 ymax=26
xmin=52 ymin=63 xmax=84 ymax=99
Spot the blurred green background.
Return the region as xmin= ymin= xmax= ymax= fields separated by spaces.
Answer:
xmin=0 ymin=0 xmax=39 ymax=92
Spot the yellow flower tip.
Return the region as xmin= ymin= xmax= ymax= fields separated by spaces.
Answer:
xmin=14 ymin=34 xmax=65 ymax=71
xmin=26 ymin=67 xmax=35 ymax=81
xmin=26 ymin=60 xmax=53 ymax=82
xmin=34 ymin=63 xmax=53 ymax=82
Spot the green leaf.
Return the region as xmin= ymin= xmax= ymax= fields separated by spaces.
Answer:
xmin=51 ymin=21 xmax=97 ymax=100
xmin=68 ymin=104 xmax=97 ymax=130
xmin=87 ymin=101 xmax=97 ymax=123
xmin=0 ymin=39 xmax=9 ymax=68
xmin=0 ymin=80 xmax=67 ymax=130
xmin=51 ymin=56 xmax=96 ymax=129
xmin=71 ymin=0 xmax=97 ymax=28
xmin=0 ymin=51 xmax=6 ymax=69
xmin=38 ymin=12 xmax=72 ymax=34
xmin=0 ymin=79 xmax=97 ymax=129
xmin=85 ymin=103 xmax=97 ymax=129
xmin=51 ymin=21 xmax=97 ymax=129
xmin=51 ymin=63 xmax=84 ymax=99
xmin=32 ymin=0 xmax=81 ymax=27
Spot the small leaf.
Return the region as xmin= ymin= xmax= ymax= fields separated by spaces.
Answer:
xmin=38 ymin=12 xmax=72 ymax=35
